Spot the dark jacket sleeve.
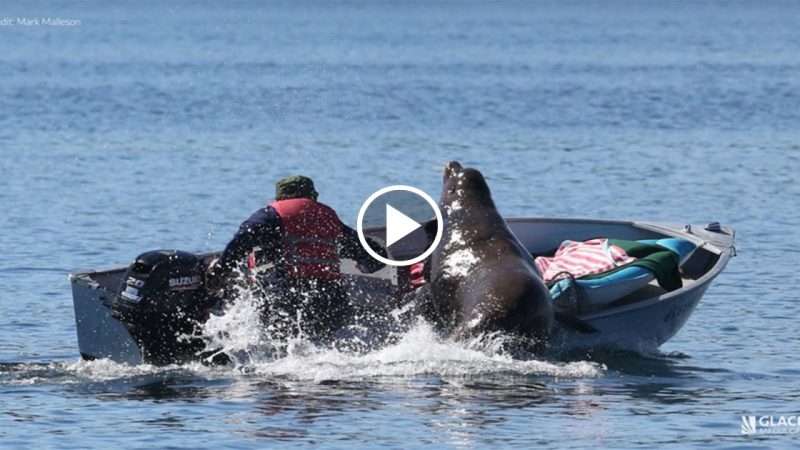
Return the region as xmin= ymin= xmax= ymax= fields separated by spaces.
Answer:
xmin=338 ymin=224 xmax=387 ymax=273
xmin=212 ymin=207 xmax=281 ymax=279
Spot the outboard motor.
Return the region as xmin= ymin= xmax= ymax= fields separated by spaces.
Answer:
xmin=112 ymin=250 xmax=213 ymax=365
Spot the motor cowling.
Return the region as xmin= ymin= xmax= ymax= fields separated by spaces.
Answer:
xmin=113 ymin=250 xmax=212 ymax=365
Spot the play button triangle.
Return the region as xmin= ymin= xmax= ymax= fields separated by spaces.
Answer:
xmin=356 ymin=185 xmax=444 ymax=266
xmin=385 ymin=204 xmax=422 ymax=247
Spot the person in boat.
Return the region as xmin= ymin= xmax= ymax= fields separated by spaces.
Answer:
xmin=208 ymin=175 xmax=387 ymax=341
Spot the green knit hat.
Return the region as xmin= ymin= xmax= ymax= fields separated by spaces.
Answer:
xmin=275 ymin=175 xmax=318 ymax=200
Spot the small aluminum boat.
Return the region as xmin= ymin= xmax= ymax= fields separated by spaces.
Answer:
xmin=69 ymin=218 xmax=734 ymax=364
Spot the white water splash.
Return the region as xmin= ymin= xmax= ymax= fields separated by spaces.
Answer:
xmin=447 ymin=199 xmax=462 ymax=213
xmin=50 ymin=320 xmax=603 ymax=385
xmin=441 ymin=226 xmax=479 ymax=278
xmin=465 ymin=312 xmax=485 ymax=330
xmin=442 ymin=248 xmax=479 ymax=278
xmin=63 ymin=358 xmax=205 ymax=382
xmin=243 ymin=322 xmax=604 ymax=382
xmin=44 ymin=274 xmax=605 ymax=384
xmin=199 ymin=291 xmax=269 ymax=365
xmin=445 ymin=229 xmax=463 ymax=249
xmin=196 ymin=279 xmax=316 ymax=366
xmin=195 ymin=282 xmax=602 ymax=382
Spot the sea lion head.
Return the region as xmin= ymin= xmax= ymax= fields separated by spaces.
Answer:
xmin=440 ymin=161 xmax=495 ymax=215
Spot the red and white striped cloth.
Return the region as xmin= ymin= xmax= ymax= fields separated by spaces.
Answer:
xmin=534 ymin=238 xmax=636 ymax=284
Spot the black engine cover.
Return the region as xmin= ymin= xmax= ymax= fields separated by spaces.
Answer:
xmin=113 ymin=250 xmax=212 ymax=365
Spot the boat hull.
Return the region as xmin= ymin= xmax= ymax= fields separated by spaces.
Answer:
xmin=552 ymin=278 xmax=712 ymax=352
xmin=71 ymin=272 xmax=144 ymax=364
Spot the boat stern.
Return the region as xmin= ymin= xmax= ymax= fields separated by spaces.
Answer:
xmin=70 ymin=272 xmax=144 ymax=365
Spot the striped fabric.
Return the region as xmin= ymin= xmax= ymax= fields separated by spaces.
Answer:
xmin=534 ymin=238 xmax=637 ymax=284
xmin=409 ymin=262 xmax=426 ymax=288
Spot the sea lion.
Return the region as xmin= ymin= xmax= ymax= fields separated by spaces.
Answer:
xmin=419 ymin=161 xmax=554 ymax=349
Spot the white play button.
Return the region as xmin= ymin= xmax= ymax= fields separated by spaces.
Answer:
xmin=356 ymin=185 xmax=443 ymax=267
xmin=385 ymin=204 xmax=422 ymax=247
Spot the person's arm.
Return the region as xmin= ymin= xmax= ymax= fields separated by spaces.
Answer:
xmin=210 ymin=208 xmax=281 ymax=281
xmin=338 ymin=224 xmax=387 ymax=274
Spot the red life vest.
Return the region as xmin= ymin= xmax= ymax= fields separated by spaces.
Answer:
xmin=269 ymin=198 xmax=342 ymax=280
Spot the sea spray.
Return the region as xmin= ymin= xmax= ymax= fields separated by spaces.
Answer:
xmin=16 ymin=316 xmax=603 ymax=385
xmin=197 ymin=277 xmax=302 ymax=367
xmin=187 ymin=272 xmax=605 ymax=381
xmin=245 ymin=321 xmax=605 ymax=382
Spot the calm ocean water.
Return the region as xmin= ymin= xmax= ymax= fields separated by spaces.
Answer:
xmin=1 ymin=1 xmax=799 ymax=448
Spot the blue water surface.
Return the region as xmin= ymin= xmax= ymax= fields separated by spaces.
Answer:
xmin=1 ymin=1 xmax=799 ymax=448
